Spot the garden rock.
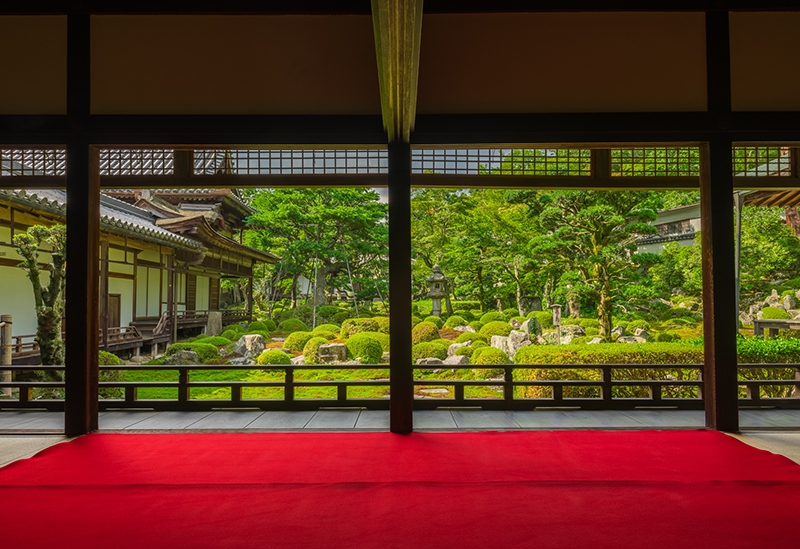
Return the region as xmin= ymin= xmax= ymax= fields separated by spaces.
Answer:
xmin=520 ymin=317 xmax=542 ymax=336
xmin=749 ymin=303 xmax=765 ymax=316
xmin=561 ymin=325 xmax=586 ymax=336
xmin=129 ymin=355 xmax=147 ymax=364
xmin=448 ymin=341 xmax=470 ymax=356
xmin=165 ymin=350 xmax=199 ymax=365
xmin=318 ymin=343 xmax=347 ymax=362
xmin=789 ymin=310 xmax=800 ymax=319
xmin=416 ymin=357 xmax=444 ymax=366
xmin=291 ymin=355 xmax=305 ymax=365
xmin=507 ymin=330 xmax=532 ymax=357
xmin=510 ymin=319 xmax=522 ymax=329
xmin=611 ymin=326 xmax=626 ymax=339
xmin=453 ymin=325 xmax=476 ymax=333
xmin=205 ymin=311 xmax=223 ymax=337
xmin=617 ymin=336 xmax=647 ymax=344
xmin=444 ymin=354 xmax=470 ymax=366
xmin=587 ymin=337 xmax=604 ymax=344
xmin=739 ymin=312 xmax=754 ymax=325
xmin=766 ymin=290 xmax=782 ymax=307
xmin=634 ymin=328 xmax=649 ymax=341
xmin=230 ymin=357 xmax=254 ymax=366
xmin=784 ymin=295 xmax=797 ymax=310
xmin=233 ymin=334 xmax=267 ymax=359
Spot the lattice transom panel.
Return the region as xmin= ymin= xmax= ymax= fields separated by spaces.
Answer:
xmin=0 ymin=149 xmax=66 ymax=176
xmin=733 ymin=147 xmax=792 ymax=176
xmin=195 ymin=149 xmax=388 ymax=175
xmin=411 ymin=148 xmax=592 ymax=176
xmin=99 ymin=149 xmax=174 ymax=176
xmin=611 ymin=148 xmax=700 ymax=177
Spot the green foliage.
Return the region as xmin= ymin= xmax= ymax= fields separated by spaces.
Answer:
xmin=221 ymin=330 xmax=239 ymax=341
xmin=412 ymin=322 xmax=440 ymax=345
xmin=411 ymin=315 xmax=423 ymax=328
xmin=528 ymin=311 xmax=553 ymax=329
xmin=502 ymin=308 xmax=519 ymax=317
xmin=585 ymin=327 xmax=600 ymax=337
xmin=278 ymin=318 xmax=309 ymax=333
xmin=345 ymin=333 xmax=383 ymax=364
xmin=245 ymin=330 xmax=272 ymax=342
xmin=373 ymin=316 xmax=390 ymax=334
xmin=256 ymin=349 xmax=292 ymax=366
xmin=472 ymin=346 xmax=510 ymax=365
xmin=412 ymin=342 xmax=448 ymax=361
xmin=358 ymin=331 xmax=390 ymax=352
xmin=203 ymin=336 xmax=233 ymax=347
xmin=317 ymin=305 xmax=342 ymax=319
xmin=443 ymin=315 xmax=467 ymax=329
xmin=248 ymin=321 xmax=269 ymax=332
xmin=312 ymin=330 xmax=336 ymax=341
xmin=313 ymin=323 xmax=340 ymax=335
xmin=651 ymin=332 xmax=680 ymax=343
xmin=165 ymin=342 xmax=220 ymax=363
xmin=223 ymin=324 xmax=247 ymax=333
xmin=480 ymin=311 xmax=507 ymax=324
xmin=283 ymin=331 xmax=315 ymax=352
xmin=627 ymin=319 xmax=651 ymax=332
xmin=468 ymin=320 xmax=485 ymax=331
xmin=332 ymin=311 xmax=351 ymax=324
xmin=423 ymin=315 xmax=443 ymax=329
xmin=514 ymin=343 xmax=702 ymax=365
xmin=302 ymin=336 xmax=330 ymax=364
xmin=340 ymin=318 xmax=380 ymax=338
xmin=455 ymin=346 xmax=474 ymax=357
xmin=98 ymin=350 xmax=121 ymax=366
xmin=194 ymin=334 xmax=208 ymax=340
xmin=737 ymin=336 xmax=800 ymax=363
xmin=479 ymin=321 xmax=513 ymax=337
xmin=455 ymin=332 xmax=488 ymax=344
xmin=761 ymin=307 xmax=790 ymax=320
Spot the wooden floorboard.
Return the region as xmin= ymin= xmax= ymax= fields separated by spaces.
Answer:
xmin=617 ymin=410 xmax=705 ymax=428
xmin=98 ymin=411 xmax=162 ymax=430
xmin=355 ymin=410 xmax=390 ymax=429
xmin=244 ymin=411 xmax=316 ymax=430
xmin=184 ymin=411 xmax=265 ymax=430
xmin=412 ymin=410 xmax=457 ymax=429
xmin=740 ymin=410 xmax=800 ymax=428
xmin=0 ymin=412 xmax=64 ymax=430
xmin=124 ymin=411 xmax=213 ymax=430
xmin=450 ymin=410 xmax=519 ymax=429
xmin=304 ymin=410 xmax=361 ymax=429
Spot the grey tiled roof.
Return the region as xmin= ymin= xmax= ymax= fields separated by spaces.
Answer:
xmin=0 ymin=189 xmax=204 ymax=251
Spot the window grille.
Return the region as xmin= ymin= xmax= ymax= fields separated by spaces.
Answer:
xmin=611 ymin=147 xmax=700 ymax=177
xmin=99 ymin=149 xmax=174 ymax=176
xmin=194 ymin=149 xmax=388 ymax=175
xmin=411 ymin=148 xmax=591 ymax=176
xmin=0 ymin=149 xmax=66 ymax=176
xmin=733 ymin=146 xmax=791 ymax=176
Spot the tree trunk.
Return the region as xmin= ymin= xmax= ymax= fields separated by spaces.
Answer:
xmin=568 ymin=292 xmax=581 ymax=318
xmin=598 ymin=275 xmax=613 ymax=338
xmin=444 ymin=284 xmax=453 ymax=316
xmin=514 ymin=265 xmax=524 ymax=316
xmin=36 ymin=307 xmax=64 ymax=376
xmin=290 ymin=275 xmax=298 ymax=308
xmin=313 ymin=266 xmax=329 ymax=307
xmin=786 ymin=207 xmax=800 ymax=236
xmin=477 ymin=267 xmax=485 ymax=312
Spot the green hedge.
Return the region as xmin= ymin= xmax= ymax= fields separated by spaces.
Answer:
xmin=373 ymin=316 xmax=390 ymax=334
xmin=203 ymin=336 xmax=232 ymax=347
xmin=455 ymin=332 xmax=488 ymax=344
xmin=278 ymin=319 xmax=309 ymax=333
xmin=412 ymin=342 xmax=448 ymax=361
xmin=479 ymin=321 xmax=512 ymax=337
xmin=283 ymin=331 xmax=315 ymax=352
xmin=528 ymin=311 xmax=553 ymax=329
xmin=359 ymin=331 xmax=390 ymax=352
xmin=313 ymin=323 xmax=340 ymax=334
xmin=256 ymin=349 xmax=292 ymax=366
xmin=412 ymin=322 xmax=440 ymax=345
xmin=444 ymin=315 xmax=467 ymax=329
xmin=761 ymin=306 xmax=790 ymax=320
xmin=302 ymin=336 xmax=330 ymax=364
xmin=472 ymin=346 xmax=509 ymax=365
xmin=480 ymin=311 xmax=507 ymax=324
xmin=423 ymin=315 xmax=444 ymax=329
xmin=165 ymin=342 xmax=219 ymax=363
xmin=345 ymin=333 xmax=383 ymax=364
xmin=340 ymin=318 xmax=380 ymax=338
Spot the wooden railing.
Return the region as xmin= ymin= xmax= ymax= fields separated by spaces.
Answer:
xmin=222 ymin=309 xmax=251 ymax=324
xmin=12 ymin=326 xmax=143 ymax=359
xmin=0 ymin=363 xmax=798 ymax=412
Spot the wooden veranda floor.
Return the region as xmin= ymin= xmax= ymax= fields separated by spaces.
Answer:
xmin=1 ymin=408 xmax=799 ymax=433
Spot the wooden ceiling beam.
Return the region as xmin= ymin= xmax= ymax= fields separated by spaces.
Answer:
xmin=371 ymin=0 xmax=424 ymax=144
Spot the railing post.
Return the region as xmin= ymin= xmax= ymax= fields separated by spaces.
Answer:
xmin=178 ymin=368 xmax=189 ymax=402
xmin=285 ymin=367 xmax=294 ymax=402
xmin=337 ymin=384 xmax=347 ymax=402
xmin=1 ymin=315 xmax=11 ymax=398
xmin=503 ymin=366 xmax=514 ymax=405
xmin=601 ymin=366 xmax=613 ymax=403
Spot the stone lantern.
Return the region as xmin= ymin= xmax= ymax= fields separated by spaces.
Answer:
xmin=426 ymin=264 xmax=448 ymax=317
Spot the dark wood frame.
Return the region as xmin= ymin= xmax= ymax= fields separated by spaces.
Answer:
xmin=4 ymin=5 xmax=799 ymax=434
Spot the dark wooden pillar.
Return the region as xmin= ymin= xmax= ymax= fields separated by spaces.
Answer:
xmin=700 ymin=140 xmax=739 ymax=432
xmin=166 ymin=254 xmax=176 ymax=344
xmin=100 ymin=241 xmax=109 ymax=351
xmin=388 ymin=142 xmax=413 ymax=433
xmin=247 ymin=277 xmax=254 ymax=322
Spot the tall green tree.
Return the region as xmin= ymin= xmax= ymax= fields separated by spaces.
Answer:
xmin=13 ymin=225 xmax=67 ymax=367
xmin=245 ymin=188 xmax=387 ymax=307
xmin=530 ymin=191 xmax=658 ymax=336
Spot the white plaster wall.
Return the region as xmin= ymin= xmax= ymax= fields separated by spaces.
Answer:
xmin=136 ymin=265 xmax=148 ymax=316
xmin=108 ymin=277 xmax=133 ymax=327
xmin=108 ymin=247 xmax=134 ymax=275
xmin=148 ymin=267 xmax=161 ymax=316
xmin=196 ymin=275 xmax=209 ymax=311
xmin=0 ymin=265 xmax=43 ymax=336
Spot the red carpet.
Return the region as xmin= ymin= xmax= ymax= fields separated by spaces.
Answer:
xmin=1 ymin=431 xmax=799 ymax=548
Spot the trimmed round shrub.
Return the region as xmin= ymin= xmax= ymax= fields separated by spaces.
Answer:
xmin=203 ymin=336 xmax=232 ymax=347
xmin=570 ymin=336 xmax=588 ymax=345
xmin=223 ymin=323 xmax=247 ymax=333
xmin=246 ymin=330 xmax=272 ymax=342
xmin=359 ymin=331 xmax=390 ymax=352
xmin=423 ymin=315 xmax=443 ymax=329
xmin=480 ymin=311 xmax=507 ymax=324
xmin=411 ymin=315 xmax=423 ymax=328
xmin=528 ymin=311 xmax=553 ymax=329
xmin=627 ymin=319 xmax=651 ymax=332
xmin=248 ymin=321 xmax=268 ymax=331
xmin=579 ymin=318 xmax=601 ymax=328
xmin=312 ymin=330 xmax=337 ymax=341
xmin=345 ymin=333 xmax=383 ymax=364
xmin=652 ymin=332 xmax=680 ymax=343
xmin=373 ymin=316 xmax=390 ymax=334
xmin=332 ymin=311 xmax=351 ymax=324
xmin=585 ymin=327 xmax=600 ymax=337
xmin=278 ymin=318 xmax=309 ymax=333
xmin=283 ymin=331 xmax=315 ymax=352
xmin=313 ymin=323 xmax=340 ymax=335
xmin=194 ymin=334 xmax=209 ymax=340
xmin=412 ymin=342 xmax=448 ymax=361
xmin=472 ymin=340 xmax=488 ymax=349
xmin=256 ymin=349 xmax=292 ymax=366
xmin=340 ymin=318 xmax=380 ymax=338
xmin=502 ymin=308 xmax=519 ymax=318
xmin=455 ymin=346 xmax=474 ymax=358
xmin=221 ymin=329 xmax=241 ymax=342
xmin=443 ymin=315 xmax=467 ymax=329
xmin=412 ymin=322 xmax=440 ymax=345
xmin=511 ymin=316 xmax=526 ymax=324
xmin=166 ymin=342 xmax=219 ymax=363
xmin=317 ymin=305 xmax=341 ymax=319
xmin=762 ymin=306 xmax=790 ymax=320
xmin=479 ymin=321 xmax=513 ymax=337
xmin=259 ymin=319 xmax=278 ymax=332
xmin=99 ymin=350 xmax=121 ymax=366
xmin=468 ymin=320 xmax=485 ymax=332
xmin=455 ymin=332 xmax=489 ymax=344
xmin=454 ymin=310 xmax=475 ymax=321
xmin=302 ymin=336 xmax=330 ymax=364
xmin=472 ymin=346 xmax=509 ymax=365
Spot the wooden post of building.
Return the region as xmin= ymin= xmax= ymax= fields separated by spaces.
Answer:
xmin=700 ymin=140 xmax=739 ymax=432
xmin=1 ymin=315 xmax=11 ymax=398
xmin=166 ymin=254 xmax=176 ymax=344
xmin=247 ymin=277 xmax=254 ymax=322
xmin=100 ymin=241 xmax=109 ymax=351
xmin=388 ymin=142 xmax=413 ymax=433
